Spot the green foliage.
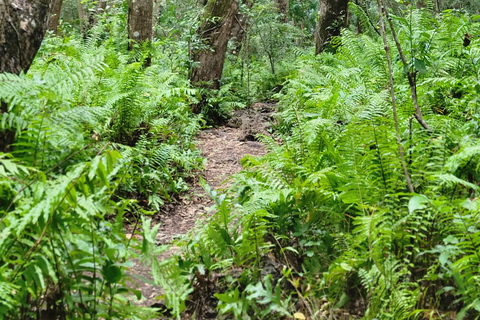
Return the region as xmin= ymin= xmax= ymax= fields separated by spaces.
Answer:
xmin=3 ymin=0 xmax=480 ymax=319
xmin=172 ymin=6 xmax=480 ymax=320
xmin=140 ymin=217 xmax=192 ymax=319
xmin=0 ymin=149 xmax=145 ymax=319
xmin=221 ymin=0 xmax=308 ymax=103
xmin=290 ymin=0 xmax=319 ymax=34
xmin=0 ymin=6 xmax=202 ymax=319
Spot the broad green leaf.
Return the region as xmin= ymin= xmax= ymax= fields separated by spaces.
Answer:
xmin=439 ymin=252 xmax=449 ymax=266
xmin=408 ymin=194 xmax=429 ymax=214
xmin=340 ymin=263 xmax=353 ymax=272
xmin=414 ymin=58 xmax=427 ymax=74
xmin=102 ymin=263 xmax=122 ymax=284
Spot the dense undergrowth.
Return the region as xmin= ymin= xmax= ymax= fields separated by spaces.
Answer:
xmin=161 ymin=7 xmax=480 ymax=320
xmin=0 ymin=10 xmax=203 ymax=319
xmin=1 ymin=0 xmax=480 ymax=319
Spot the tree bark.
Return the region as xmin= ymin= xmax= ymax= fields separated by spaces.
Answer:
xmin=314 ymin=0 xmax=349 ymax=54
xmin=48 ymin=0 xmax=63 ymax=34
xmin=0 ymin=0 xmax=52 ymax=74
xmin=128 ymin=0 xmax=154 ymax=66
xmin=77 ymin=0 xmax=86 ymax=37
xmin=98 ymin=0 xmax=107 ymax=12
xmin=416 ymin=0 xmax=426 ymax=9
xmin=153 ymin=0 xmax=162 ymax=24
xmin=77 ymin=0 xmax=104 ymax=36
xmin=275 ymin=0 xmax=289 ymax=23
xmin=0 ymin=0 xmax=52 ymax=152
xmin=190 ymin=0 xmax=239 ymax=92
xmin=383 ymin=4 xmax=431 ymax=131
xmin=90 ymin=0 xmax=108 ymax=26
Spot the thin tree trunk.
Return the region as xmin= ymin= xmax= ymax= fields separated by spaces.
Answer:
xmin=416 ymin=0 xmax=426 ymax=9
xmin=190 ymin=0 xmax=239 ymax=92
xmin=275 ymin=0 xmax=289 ymax=23
xmin=230 ymin=0 xmax=254 ymax=55
xmin=314 ymin=0 xmax=348 ymax=54
xmin=90 ymin=0 xmax=108 ymax=26
xmin=383 ymin=5 xmax=431 ymax=131
xmin=77 ymin=0 xmax=105 ymax=35
xmin=98 ymin=0 xmax=107 ymax=12
xmin=77 ymin=0 xmax=86 ymax=37
xmin=0 ymin=0 xmax=52 ymax=152
xmin=0 ymin=101 xmax=14 ymax=152
xmin=48 ymin=0 xmax=63 ymax=34
xmin=153 ymin=0 xmax=162 ymax=24
xmin=376 ymin=0 xmax=415 ymax=193
xmin=128 ymin=0 xmax=154 ymax=66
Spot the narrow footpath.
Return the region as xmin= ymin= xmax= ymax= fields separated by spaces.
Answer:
xmin=126 ymin=103 xmax=274 ymax=309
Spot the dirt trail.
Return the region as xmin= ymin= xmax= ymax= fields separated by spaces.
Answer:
xmin=126 ymin=103 xmax=274 ymax=309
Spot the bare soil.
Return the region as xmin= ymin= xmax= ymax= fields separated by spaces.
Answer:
xmin=125 ymin=103 xmax=274 ymax=310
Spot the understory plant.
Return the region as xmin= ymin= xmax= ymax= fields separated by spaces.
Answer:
xmin=158 ymin=7 xmax=480 ymax=319
xmin=0 ymin=9 xmax=202 ymax=319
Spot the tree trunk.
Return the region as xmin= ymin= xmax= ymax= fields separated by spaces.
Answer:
xmin=314 ymin=0 xmax=349 ymax=54
xmin=77 ymin=0 xmax=105 ymax=36
xmin=90 ymin=0 xmax=108 ymax=26
xmin=0 ymin=0 xmax=52 ymax=74
xmin=416 ymin=0 xmax=426 ymax=9
xmin=98 ymin=0 xmax=107 ymax=12
xmin=77 ymin=0 xmax=86 ymax=37
xmin=153 ymin=0 xmax=162 ymax=25
xmin=190 ymin=0 xmax=239 ymax=92
xmin=0 ymin=0 xmax=52 ymax=152
xmin=275 ymin=0 xmax=289 ymax=23
xmin=128 ymin=0 xmax=154 ymax=66
xmin=229 ymin=0 xmax=254 ymax=55
xmin=48 ymin=0 xmax=63 ymax=34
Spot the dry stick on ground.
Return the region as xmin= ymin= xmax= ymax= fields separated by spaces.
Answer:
xmin=376 ymin=0 xmax=415 ymax=193
xmin=383 ymin=4 xmax=431 ymax=131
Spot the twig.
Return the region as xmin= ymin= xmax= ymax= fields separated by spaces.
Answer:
xmin=383 ymin=5 xmax=431 ymax=131
xmin=91 ymin=219 xmax=97 ymax=319
xmin=272 ymin=235 xmax=316 ymax=319
xmin=376 ymin=0 xmax=415 ymax=193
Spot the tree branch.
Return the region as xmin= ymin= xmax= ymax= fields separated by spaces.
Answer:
xmin=383 ymin=5 xmax=431 ymax=131
xmin=376 ymin=0 xmax=415 ymax=193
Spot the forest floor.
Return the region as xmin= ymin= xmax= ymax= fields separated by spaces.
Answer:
xmin=125 ymin=103 xmax=275 ymax=312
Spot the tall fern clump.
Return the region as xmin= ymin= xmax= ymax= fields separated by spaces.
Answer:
xmin=169 ymin=7 xmax=480 ymax=319
xmin=0 ymin=151 xmax=158 ymax=319
xmin=0 ymin=7 xmax=202 ymax=319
